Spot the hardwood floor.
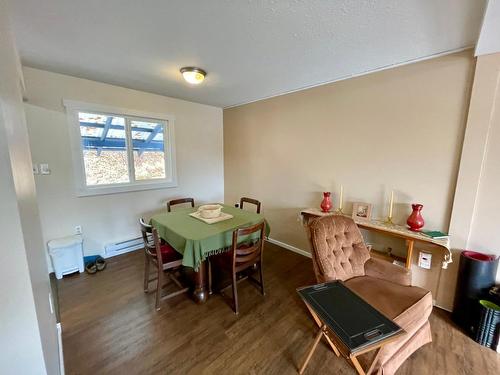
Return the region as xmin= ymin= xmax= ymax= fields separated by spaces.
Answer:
xmin=58 ymin=243 xmax=499 ymax=374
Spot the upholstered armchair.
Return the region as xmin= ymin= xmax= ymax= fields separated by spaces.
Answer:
xmin=308 ymin=215 xmax=432 ymax=375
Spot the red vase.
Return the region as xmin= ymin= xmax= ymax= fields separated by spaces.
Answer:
xmin=407 ymin=204 xmax=424 ymax=231
xmin=320 ymin=192 xmax=333 ymax=213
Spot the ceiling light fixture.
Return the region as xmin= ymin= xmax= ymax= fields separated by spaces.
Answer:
xmin=180 ymin=67 xmax=206 ymax=85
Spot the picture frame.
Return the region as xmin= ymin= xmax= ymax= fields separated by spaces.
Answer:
xmin=352 ymin=202 xmax=373 ymax=221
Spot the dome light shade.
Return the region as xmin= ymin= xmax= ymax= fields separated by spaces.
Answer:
xmin=180 ymin=67 xmax=206 ymax=84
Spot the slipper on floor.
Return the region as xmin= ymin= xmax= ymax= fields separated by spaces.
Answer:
xmin=85 ymin=262 xmax=97 ymax=274
xmin=95 ymin=256 xmax=106 ymax=271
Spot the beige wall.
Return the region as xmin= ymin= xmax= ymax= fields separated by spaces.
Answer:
xmin=0 ymin=1 xmax=59 ymax=373
xmin=23 ymin=67 xmax=223 ymax=261
xmin=224 ymin=50 xmax=475 ymax=307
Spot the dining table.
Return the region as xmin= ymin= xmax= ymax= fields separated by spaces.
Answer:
xmin=150 ymin=203 xmax=270 ymax=304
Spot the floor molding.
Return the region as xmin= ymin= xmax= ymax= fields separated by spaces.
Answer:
xmin=57 ymin=322 xmax=65 ymax=375
xmin=266 ymin=237 xmax=311 ymax=258
xmin=434 ymin=303 xmax=453 ymax=313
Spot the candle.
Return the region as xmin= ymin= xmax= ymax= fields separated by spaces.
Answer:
xmin=388 ymin=190 xmax=394 ymax=218
xmin=339 ymin=185 xmax=343 ymax=211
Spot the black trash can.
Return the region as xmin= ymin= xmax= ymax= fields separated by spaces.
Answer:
xmin=474 ymin=300 xmax=500 ymax=349
xmin=452 ymin=251 xmax=498 ymax=335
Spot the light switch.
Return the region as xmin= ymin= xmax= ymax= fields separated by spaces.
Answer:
xmin=40 ymin=163 xmax=51 ymax=175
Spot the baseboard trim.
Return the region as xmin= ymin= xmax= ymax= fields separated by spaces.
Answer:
xmin=102 ymin=246 xmax=142 ymax=259
xmin=266 ymin=237 xmax=311 ymax=258
xmin=57 ymin=322 xmax=65 ymax=375
xmin=434 ymin=303 xmax=453 ymax=313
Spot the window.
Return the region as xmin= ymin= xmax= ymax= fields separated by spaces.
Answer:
xmin=64 ymin=101 xmax=176 ymax=196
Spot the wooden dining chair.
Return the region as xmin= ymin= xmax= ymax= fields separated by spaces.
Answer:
xmin=139 ymin=218 xmax=188 ymax=310
xmin=240 ymin=197 xmax=261 ymax=214
xmin=209 ymin=221 xmax=265 ymax=314
xmin=167 ymin=197 xmax=195 ymax=212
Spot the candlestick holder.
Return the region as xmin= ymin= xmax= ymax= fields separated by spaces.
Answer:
xmin=384 ymin=216 xmax=394 ymax=225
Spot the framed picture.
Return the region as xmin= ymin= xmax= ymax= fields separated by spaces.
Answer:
xmin=352 ymin=202 xmax=372 ymax=221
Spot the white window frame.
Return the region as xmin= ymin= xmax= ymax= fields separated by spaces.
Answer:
xmin=64 ymin=100 xmax=177 ymax=197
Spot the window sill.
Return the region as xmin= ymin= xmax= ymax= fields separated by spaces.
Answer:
xmin=76 ymin=180 xmax=178 ymax=197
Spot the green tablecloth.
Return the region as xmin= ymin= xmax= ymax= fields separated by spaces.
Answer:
xmin=151 ymin=204 xmax=270 ymax=270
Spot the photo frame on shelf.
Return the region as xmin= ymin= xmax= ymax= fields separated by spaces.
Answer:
xmin=352 ymin=202 xmax=373 ymax=221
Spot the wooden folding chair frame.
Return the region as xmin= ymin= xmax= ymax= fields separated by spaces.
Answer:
xmin=299 ymin=302 xmax=404 ymax=375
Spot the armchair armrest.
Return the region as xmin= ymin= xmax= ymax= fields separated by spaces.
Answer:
xmin=364 ymin=258 xmax=411 ymax=286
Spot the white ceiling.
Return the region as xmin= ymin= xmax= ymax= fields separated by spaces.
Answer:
xmin=9 ymin=0 xmax=486 ymax=108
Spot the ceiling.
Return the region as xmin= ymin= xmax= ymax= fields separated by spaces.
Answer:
xmin=9 ymin=0 xmax=486 ymax=108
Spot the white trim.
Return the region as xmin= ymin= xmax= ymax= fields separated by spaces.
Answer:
xmin=124 ymin=117 xmax=136 ymax=184
xmin=433 ymin=303 xmax=453 ymax=313
xmin=266 ymin=237 xmax=311 ymax=258
xmin=102 ymin=246 xmax=142 ymax=259
xmin=63 ymin=100 xmax=178 ymax=196
xmin=224 ymin=46 xmax=473 ymax=109
xmin=63 ymin=100 xmax=176 ymax=122
xmin=56 ymin=323 xmax=65 ymax=375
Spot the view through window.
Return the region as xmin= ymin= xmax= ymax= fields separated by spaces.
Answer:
xmin=78 ymin=112 xmax=168 ymax=186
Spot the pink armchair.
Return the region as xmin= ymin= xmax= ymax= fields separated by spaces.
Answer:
xmin=308 ymin=215 xmax=432 ymax=375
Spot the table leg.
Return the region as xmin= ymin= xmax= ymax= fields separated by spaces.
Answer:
xmin=193 ymin=260 xmax=208 ymax=304
xmin=350 ymin=355 xmax=366 ymax=375
xmin=299 ymin=326 xmax=324 ymax=375
xmin=405 ymin=240 xmax=414 ymax=269
xmin=305 ymin=302 xmax=340 ymax=357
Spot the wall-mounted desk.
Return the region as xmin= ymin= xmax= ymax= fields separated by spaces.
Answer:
xmin=300 ymin=208 xmax=452 ymax=270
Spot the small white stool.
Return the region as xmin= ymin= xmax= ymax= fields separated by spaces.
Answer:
xmin=48 ymin=235 xmax=84 ymax=279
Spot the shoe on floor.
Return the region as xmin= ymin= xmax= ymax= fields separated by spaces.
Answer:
xmin=85 ymin=262 xmax=97 ymax=274
xmin=96 ymin=256 xmax=106 ymax=271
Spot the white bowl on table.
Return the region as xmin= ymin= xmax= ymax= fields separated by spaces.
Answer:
xmin=198 ymin=204 xmax=222 ymax=219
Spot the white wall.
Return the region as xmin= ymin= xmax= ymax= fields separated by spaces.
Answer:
xmin=23 ymin=67 xmax=224 ymax=259
xmin=440 ymin=52 xmax=500 ymax=310
xmin=466 ymin=53 xmax=500 ymax=268
xmin=0 ymin=1 xmax=59 ymax=373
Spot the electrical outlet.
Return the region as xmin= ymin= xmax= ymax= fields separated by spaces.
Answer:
xmin=75 ymin=225 xmax=82 ymax=235
xmin=32 ymin=164 xmax=39 ymax=175
xmin=418 ymin=252 xmax=432 ymax=269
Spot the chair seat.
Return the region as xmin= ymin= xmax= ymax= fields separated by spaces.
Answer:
xmin=345 ymin=276 xmax=433 ymax=373
xmin=344 ymin=275 xmax=432 ymax=329
xmin=157 ymin=243 xmax=183 ymax=264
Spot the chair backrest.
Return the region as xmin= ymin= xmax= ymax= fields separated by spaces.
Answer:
xmin=231 ymin=221 xmax=265 ymax=272
xmin=308 ymin=215 xmax=370 ymax=283
xmin=167 ymin=198 xmax=195 ymax=212
xmin=139 ymin=218 xmax=162 ymax=263
xmin=139 ymin=218 xmax=154 ymax=250
xmin=240 ymin=197 xmax=261 ymax=214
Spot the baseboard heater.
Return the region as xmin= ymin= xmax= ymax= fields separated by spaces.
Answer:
xmin=104 ymin=237 xmax=143 ymax=258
